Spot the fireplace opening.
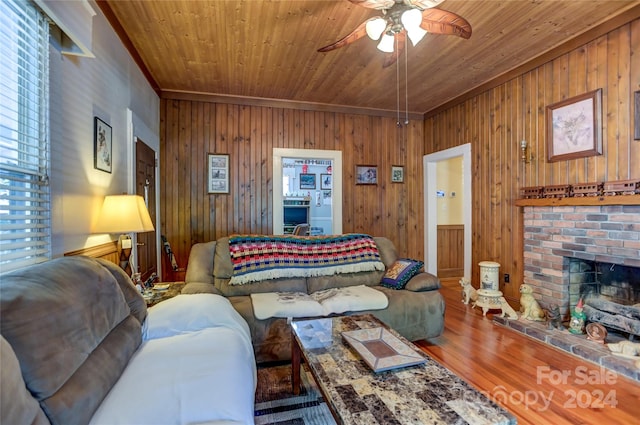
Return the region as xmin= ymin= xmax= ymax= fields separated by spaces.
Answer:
xmin=568 ymin=257 xmax=640 ymax=338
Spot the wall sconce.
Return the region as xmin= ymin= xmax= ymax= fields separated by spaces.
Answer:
xmin=520 ymin=140 xmax=534 ymax=163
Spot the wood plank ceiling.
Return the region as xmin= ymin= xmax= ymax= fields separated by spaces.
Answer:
xmin=101 ymin=0 xmax=640 ymax=114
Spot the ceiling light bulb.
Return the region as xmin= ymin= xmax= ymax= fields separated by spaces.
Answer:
xmin=402 ymin=9 xmax=427 ymax=46
xmin=406 ymin=27 xmax=427 ymax=46
xmin=401 ymin=9 xmax=422 ymax=30
xmin=366 ymin=17 xmax=386 ymax=41
xmin=377 ymin=33 xmax=395 ymax=53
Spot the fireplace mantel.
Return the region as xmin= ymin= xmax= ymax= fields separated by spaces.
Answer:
xmin=515 ymin=194 xmax=640 ymax=207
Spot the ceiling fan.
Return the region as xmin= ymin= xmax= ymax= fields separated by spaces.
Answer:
xmin=318 ymin=0 xmax=472 ymax=67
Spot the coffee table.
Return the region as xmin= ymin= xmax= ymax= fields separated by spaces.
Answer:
xmin=291 ymin=314 xmax=516 ymax=425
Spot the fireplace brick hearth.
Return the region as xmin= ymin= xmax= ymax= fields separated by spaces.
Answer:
xmin=523 ymin=205 xmax=640 ymax=318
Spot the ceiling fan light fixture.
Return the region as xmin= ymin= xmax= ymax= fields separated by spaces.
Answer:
xmin=406 ymin=26 xmax=427 ymax=46
xmin=401 ymin=9 xmax=427 ymax=46
xmin=377 ymin=33 xmax=395 ymax=53
xmin=365 ymin=17 xmax=386 ymax=41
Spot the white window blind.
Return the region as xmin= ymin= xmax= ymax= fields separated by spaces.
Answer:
xmin=0 ymin=0 xmax=50 ymax=273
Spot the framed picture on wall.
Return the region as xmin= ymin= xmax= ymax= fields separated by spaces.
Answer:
xmin=356 ymin=165 xmax=377 ymax=185
xmin=300 ymin=173 xmax=316 ymax=190
xmin=391 ymin=165 xmax=404 ymax=183
xmin=94 ymin=117 xmax=112 ymax=173
xmin=321 ymin=173 xmax=332 ymax=190
xmin=546 ymin=89 xmax=602 ymax=162
xmin=208 ymin=153 xmax=229 ymax=194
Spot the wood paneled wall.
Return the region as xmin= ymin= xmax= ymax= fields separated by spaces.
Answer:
xmin=425 ymin=19 xmax=640 ymax=301
xmin=65 ymin=242 xmax=119 ymax=265
xmin=437 ymin=225 xmax=464 ymax=278
xmin=160 ymin=102 xmax=424 ymax=276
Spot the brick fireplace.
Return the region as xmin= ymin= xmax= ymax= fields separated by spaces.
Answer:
xmin=494 ymin=203 xmax=640 ymax=381
xmin=522 ymin=204 xmax=640 ymax=318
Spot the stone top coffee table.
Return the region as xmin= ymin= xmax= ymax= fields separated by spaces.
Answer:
xmin=291 ymin=314 xmax=516 ymax=425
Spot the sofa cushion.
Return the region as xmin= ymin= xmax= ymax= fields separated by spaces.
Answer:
xmin=213 ymin=237 xmax=234 ymax=278
xmin=381 ymin=258 xmax=424 ymax=289
xmin=306 ymin=270 xmax=385 ymax=293
xmin=96 ymin=258 xmax=147 ymax=324
xmin=185 ymin=241 xmax=217 ymax=284
xmin=182 ymin=281 xmax=223 ymax=295
xmin=215 ymin=275 xmax=308 ymax=297
xmin=373 ymin=237 xmax=399 ymax=268
xmin=0 ymin=256 xmax=141 ymax=425
xmin=405 ymin=272 xmax=441 ymax=292
xmin=0 ymin=336 xmax=49 ymax=425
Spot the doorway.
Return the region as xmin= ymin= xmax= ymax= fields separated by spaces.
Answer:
xmin=273 ymin=148 xmax=343 ymax=235
xmin=135 ymin=139 xmax=157 ymax=281
xmin=423 ymin=144 xmax=472 ymax=278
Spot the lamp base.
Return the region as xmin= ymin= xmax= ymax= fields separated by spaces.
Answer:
xmin=117 ymin=234 xmax=133 ymax=275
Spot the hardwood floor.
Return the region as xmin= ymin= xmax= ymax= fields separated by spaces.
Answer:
xmin=415 ymin=279 xmax=640 ymax=425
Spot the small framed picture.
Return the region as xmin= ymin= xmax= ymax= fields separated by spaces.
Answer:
xmin=546 ymin=89 xmax=603 ymax=162
xmin=94 ymin=117 xmax=112 ymax=173
xmin=356 ymin=165 xmax=377 ymax=185
xmin=391 ymin=165 xmax=404 ymax=183
xmin=300 ymin=173 xmax=316 ymax=190
xmin=321 ymin=173 xmax=332 ymax=190
xmin=208 ymin=153 xmax=229 ymax=194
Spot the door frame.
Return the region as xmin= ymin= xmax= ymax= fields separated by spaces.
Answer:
xmin=127 ymin=109 xmax=161 ymax=278
xmin=273 ymin=148 xmax=343 ymax=235
xmin=423 ymin=144 xmax=472 ymax=278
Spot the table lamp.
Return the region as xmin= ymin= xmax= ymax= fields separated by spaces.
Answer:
xmin=94 ymin=194 xmax=155 ymax=274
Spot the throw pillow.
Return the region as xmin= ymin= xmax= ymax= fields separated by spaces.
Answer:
xmin=381 ymin=258 xmax=424 ymax=289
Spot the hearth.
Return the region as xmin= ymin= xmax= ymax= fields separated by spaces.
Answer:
xmin=518 ymin=203 xmax=640 ymax=380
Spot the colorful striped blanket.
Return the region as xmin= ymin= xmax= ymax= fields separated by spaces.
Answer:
xmin=228 ymin=234 xmax=385 ymax=285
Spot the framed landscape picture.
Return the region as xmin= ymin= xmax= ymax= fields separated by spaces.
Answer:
xmin=207 ymin=154 xmax=229 ymax=193
xmin=546 ymin=89 xmax=602 ymax=162
xmin=300 ymin=173 xmax=316 ymax=190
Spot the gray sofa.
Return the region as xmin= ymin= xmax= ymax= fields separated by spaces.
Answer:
xmin=1 ymin=256 xmax=256 ymax=425
xmin=182 ymin=235 xmax=445 ymax=363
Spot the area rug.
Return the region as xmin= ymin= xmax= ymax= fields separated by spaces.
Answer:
xmin=254 ymin=364 xmax=336 ymax=425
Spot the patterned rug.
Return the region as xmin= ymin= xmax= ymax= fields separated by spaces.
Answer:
xmin=254 ymin=364 xmax=336 ymax=425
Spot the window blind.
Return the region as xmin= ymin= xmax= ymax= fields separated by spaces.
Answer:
xmin=0 ymin=0 xmax=50 ymax=273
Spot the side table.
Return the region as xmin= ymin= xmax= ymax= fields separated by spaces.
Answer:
xmin=143 ymin=282 xmax=185 ymax=307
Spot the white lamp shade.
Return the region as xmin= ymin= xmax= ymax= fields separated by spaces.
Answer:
xmin=402 ymin=9 xmax=427 ymax=46
xmin=377 ymin=33 xmax=395 ymax=53
xmin=94 ymin=194 xmax=155 ymax=233
xmin=365 ymin=17 xmax=386 ymax=41
xmin=406 ymin=26 xmax=427 ymax=46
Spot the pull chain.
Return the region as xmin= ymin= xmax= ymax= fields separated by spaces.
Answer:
xmin=396 ymin=35 xmax=401 ymax=127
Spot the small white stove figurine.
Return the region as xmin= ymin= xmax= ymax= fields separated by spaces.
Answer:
xmin=474 ymin=261 xmax=503 ymax=316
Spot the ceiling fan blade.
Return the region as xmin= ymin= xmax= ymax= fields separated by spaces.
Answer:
xmin=406 ymin=0 xmax=446 ymax=9
xmin=420 ymin=8 xmax=472 ymax=39
xmin=382 ymin=31 xmax=406 ymax=68
xmin=317 ymin=18 xmax=373 ymax=52
xmin=348 ymin=0 xmax=395 ymax=10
